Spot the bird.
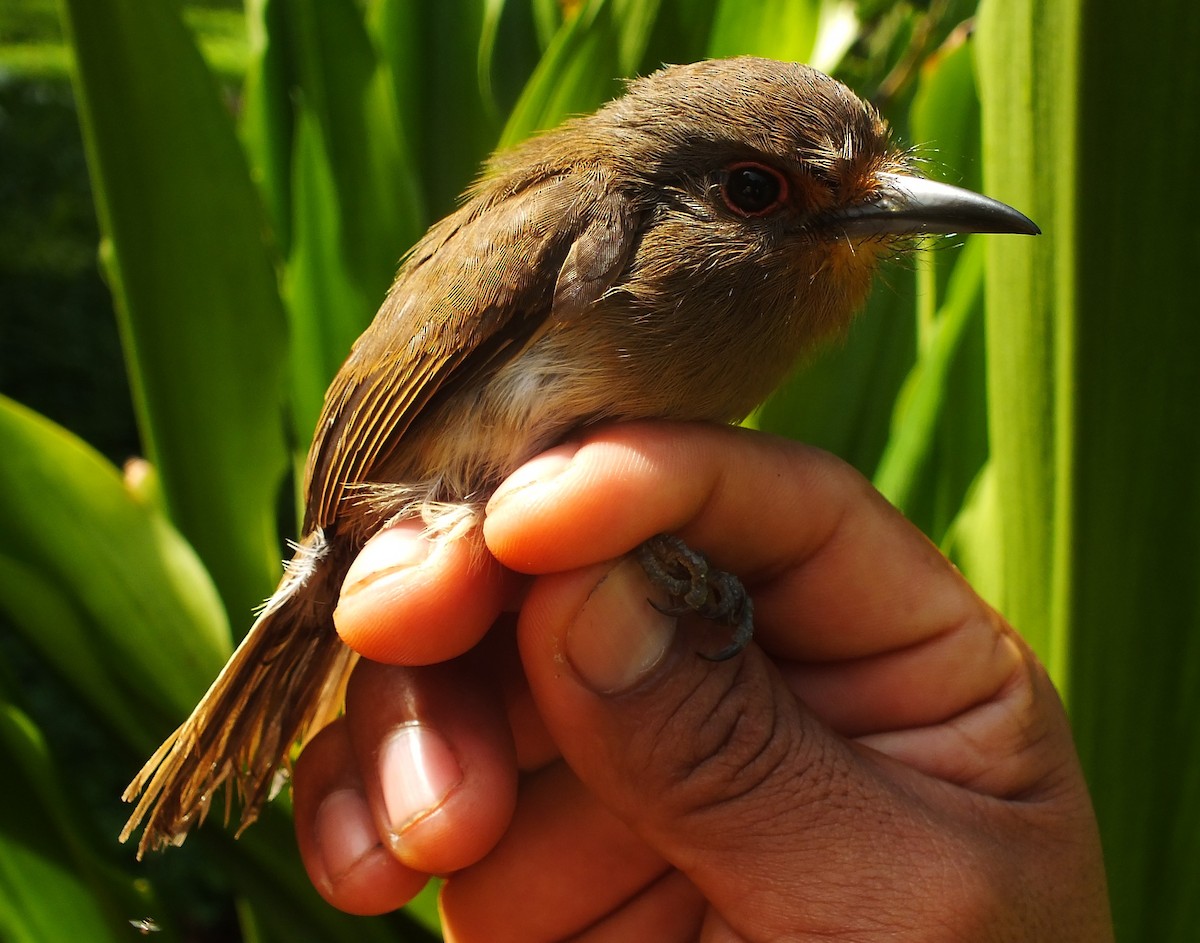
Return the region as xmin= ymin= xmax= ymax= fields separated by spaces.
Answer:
xmin=121 ymin=55 xmax=1039 ymax=858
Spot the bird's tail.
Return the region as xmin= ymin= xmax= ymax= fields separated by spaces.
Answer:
xmin=120 ymin=529 xmax=355 ymax=858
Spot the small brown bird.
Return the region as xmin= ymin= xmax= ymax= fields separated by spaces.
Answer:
xmin=121 ymin=56 xmax=1038 ymax=856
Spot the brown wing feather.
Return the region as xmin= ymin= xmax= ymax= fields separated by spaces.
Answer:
xmin=302 ymin=173 xmax=590 ymax=532
xmin=122 ymin=173 xmax=602 ymax=856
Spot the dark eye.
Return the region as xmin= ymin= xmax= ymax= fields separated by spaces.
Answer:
xmin=721 ymin=162 xmax=788 ymax=217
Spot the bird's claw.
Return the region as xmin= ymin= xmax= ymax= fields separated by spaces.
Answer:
xmin=636 ymin=534 xmax=754 ymax=660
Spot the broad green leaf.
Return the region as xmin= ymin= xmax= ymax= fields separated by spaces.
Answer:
xmin=975 ymin=5 xmax=1065 ymax=664
xmin=59 ymin=0 xmax=289 ymax=624
xmin=0 ymin=557 xmax=166 ymax=752
xmin=979 ymin=0 xmax=1200 ymax=937
xmin=0 ymin=396 xmax=228 ymax=742
xmin=242 ymin=0 xmax=428 ymax=441
xmin=705 ymin=0 xmax=820 ymax=63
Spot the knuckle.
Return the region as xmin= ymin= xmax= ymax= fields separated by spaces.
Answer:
xmin=631 ymin=652 xmax=822 ymax=826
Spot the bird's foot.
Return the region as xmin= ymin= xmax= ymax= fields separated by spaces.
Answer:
xmin=635 ymin=533 xmax=753 ymax=661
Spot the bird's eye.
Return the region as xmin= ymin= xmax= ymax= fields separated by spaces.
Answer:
xmin=721 ymin=162 xmax=788 ymax=217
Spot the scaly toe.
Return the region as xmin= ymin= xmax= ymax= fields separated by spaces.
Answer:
xmin=635 ymin=533 xmax=755 ymax=658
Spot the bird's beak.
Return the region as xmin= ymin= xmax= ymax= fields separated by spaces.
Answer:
xmin=831 ymin=172 xmax=1041 ymax=237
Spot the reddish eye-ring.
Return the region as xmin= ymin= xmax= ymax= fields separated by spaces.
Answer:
xmin=721 ymin=162 xmax=789 ymax=217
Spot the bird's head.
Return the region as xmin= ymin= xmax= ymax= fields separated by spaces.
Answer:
xmin=555 ymin=57 xmax=1039 ymax=415
xmin=472 ymin=57 xmax=1039 ymax=420
xmin=599 ymin=56 xmax=1035 ymax=317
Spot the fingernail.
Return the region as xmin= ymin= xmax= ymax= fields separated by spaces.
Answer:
xmin=566 ymin=558 xmax=676 ymax=694
xmin=315 ymin=788 xmax=379 ymax=886
xmin=486 ymin=442 xmax=579 ymax=512
xmin=379 ymin=724 xmax=462 ymax=834
xmin=341 ymin=521 xmax=432 ymax=599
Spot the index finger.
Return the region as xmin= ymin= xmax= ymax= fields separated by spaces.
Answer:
xmin=482 ymin=420 xmax=983 ymax=663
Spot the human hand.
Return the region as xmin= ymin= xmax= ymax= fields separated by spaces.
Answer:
xmin=291 ymin=422 xmax=1112 ymax=941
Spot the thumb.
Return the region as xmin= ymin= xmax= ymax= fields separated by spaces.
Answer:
xmin=518 ymin=556 xmax=913 ymax=938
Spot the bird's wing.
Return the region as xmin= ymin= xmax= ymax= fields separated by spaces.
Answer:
xmin=301 ymin=173 xmax=638 ymax=533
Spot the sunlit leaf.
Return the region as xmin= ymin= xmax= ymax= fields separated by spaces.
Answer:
xmin=706 ymin=0 xmax=822 ymax=62
xmin=0 ymin=396 xmax=228 ymax=739
xmin=372 ymin=0 xmax=510 ymax=217
xmin=500 ymin=0 xmax=629 ymax=147
xmin=60 ymin=0 xmax=289 ymax=622
xmin=978 ymin=0 xmax=1200 ymax=937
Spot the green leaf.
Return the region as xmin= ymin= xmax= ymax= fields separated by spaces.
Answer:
xmin=59 ymin=0 xmax=289 ymax=623
xmin=241 ymin=0 xmax=298 ymax=254
xmin=940 ymin=460 xmax=1003 ymax=604
xmin=278 ymin=108 xmax=379 ymax=442
xmin=372 ymin=0 xmax=509 ymax=217
xmin=637 ymin=0 xmax=720 ymax=68
xmin=873 ymin=238 xmax=987 ymax=543
xmin=870 ymin=37 xmax=990 ymax=543
xmin=974 ymin=0 xmax=1071 ymax=667
xmin=243 ymin=0 xmax=432 ymax=453
xmin=706 ymin=0 xmax=822 ymax=62
xmin=293 ymin=0 xmax=426 ymax=290
xmin=702 ymin=0 xmax=857 ymax=70
xmin=497 ymin=0 xmax=670 ymax=149
xmin=0 ymin=396 xmax=228 ymax=743
xmin=978 ymin=0 xmax=1200 ymax=937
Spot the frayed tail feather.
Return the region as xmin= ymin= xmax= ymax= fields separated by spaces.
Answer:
xmin=120 ymin=529 xmax=356 ymax=858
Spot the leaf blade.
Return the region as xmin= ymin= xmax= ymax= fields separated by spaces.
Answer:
xmin=60 ymin=0 xmax=289 ymax=622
